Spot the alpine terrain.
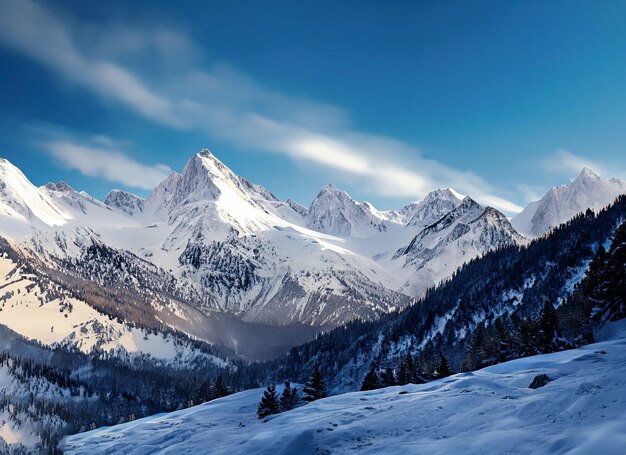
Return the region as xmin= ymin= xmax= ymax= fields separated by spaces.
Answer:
xmin=2 ymin=148 xmax=626 ymax=453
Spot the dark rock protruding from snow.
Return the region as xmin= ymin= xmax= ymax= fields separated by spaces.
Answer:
xmin=529 ymin=374 xmax=551 ymax=389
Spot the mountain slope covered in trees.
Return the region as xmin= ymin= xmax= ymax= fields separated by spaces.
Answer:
xmin=252 ymin=195 xmax=626 ymax=392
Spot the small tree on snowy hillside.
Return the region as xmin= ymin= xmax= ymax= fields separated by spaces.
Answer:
xmin=397 ymin=354 xmax=414 ymax=385
xmin=360 ymin=365 xmax=380 ymax=391
xmin=539 ymin=300 xmax=560 ymax=353
xmin=434 ymin=353 xmax=452 ymax=378
xmin=257 ymin=384 xmax=280 ymax=419
xmin=302 ymin=367 xmax=327 ymax=402
xmin=214 ymin=375 xmax=229 ymax=398
xmin=279 ymin=381 xmax=299 ymax=411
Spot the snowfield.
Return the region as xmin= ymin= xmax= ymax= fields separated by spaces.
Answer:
xmin=0 ymin=255 xmax=224 ymax=367
xmin=62 ymin=322 xmax=626 ymax=454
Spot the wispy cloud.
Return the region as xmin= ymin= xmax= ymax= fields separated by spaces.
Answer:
xmin=0 ymin=0 xmax=180 ymax=127
xmin=45 ymin=140 xmax=172 ymax=190
xmin=514 ymin=183 xmax=546 ymax=202
xmin=540 ymin=149 xmax=623 ymax=180
xmin=0 ymin=0 xmax=523 ymax=213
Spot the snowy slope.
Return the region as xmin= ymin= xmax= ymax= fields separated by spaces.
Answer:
xmin=0 ymin=158 xmax=70 ymax=234
xmin=512 ymin=168 xmax=626 ymax=237
xmin=62 ymin=321 xmax=626 ymax=455
xmin=0 ymin=253 xmax=225 ymax=367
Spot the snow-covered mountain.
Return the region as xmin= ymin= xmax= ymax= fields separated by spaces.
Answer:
xmin=512 ymin=167 xmax=626 ymax=237
xmin=0 ymin=149 xmax=524 ymax=332
xmin=395 ymin=196 xmax=525 ymax=295
xmin=104 ymin=189 xmax=145 ymax=216
xmin=62 ymin=321 xmax=626 ymax=455
xmin=404 ymin=188 xmax=464 ymax=227
xmin=0 ymin=158 xmax=70 ymax=231
xmin=307 ymin=184 xmax=388 ymax=237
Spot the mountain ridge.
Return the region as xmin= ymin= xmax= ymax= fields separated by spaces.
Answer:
xmin=512 ymin=167 xmax=626 ymax=237
xmin=0 ymin=149 xmax=525 ymax=329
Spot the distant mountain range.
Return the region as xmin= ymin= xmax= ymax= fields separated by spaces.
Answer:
xmin=1 ymin=151 xmax=625 ymax=361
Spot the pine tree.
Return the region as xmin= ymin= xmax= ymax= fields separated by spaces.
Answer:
xmin=214 ymin=375 xmax=228 ymax=398
xmin=381 ymin=367 xmax=396 ymax=387
xmin=434 ymin=352 xmax=452 ymax=378
xmin=586 ymin=221 xmax=626 ymax=322
xmin=195 ymin=378 xmax=212 ymax=403
xmin=360 ymin=365 xmax=380 ymax=391
xmin=302 ymin=367 xmax=326 ymax=402
xmin=257 ymin=384 xmax=279 ymax=419
xmin=279 ymin=381 xmax=298 ymax=412
xmin=602 ymin=222 xmax=626 ymax=320
xmin=539 ymin=301 xmax=559 ymax=353
xmin=397 ymin=354 xmax=414 ymax=385
xmin=519 ymin=318 xmax=541 ymax=356
xmin=461 ymin=323 xmax=485 ymax=371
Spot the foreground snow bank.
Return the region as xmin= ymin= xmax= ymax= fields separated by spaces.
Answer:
xmin=64 ymin=322 xmax=626 ymax=454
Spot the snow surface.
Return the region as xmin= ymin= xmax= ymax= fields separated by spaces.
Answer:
xmin=63 ymin=321 xmax=626 ymax=454
xmin=0 ymin=255 xmax=220 ymax=366
xmin=0 ymin=158 xmax=70 ymax=231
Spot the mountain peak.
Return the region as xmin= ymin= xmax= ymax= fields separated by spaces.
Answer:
xmin=319 ymin=183 xmax=341 ymax=194
xmin=424 ymin=188 xmax=463 ymax=202
xmin=308 ymin=184 xmax=387 ymax=236
xmin=404 ymin=188 xmax=464 ymax=227
xmin=459 ymin=195 xmax=481 ymax=209
xmin=198 ymin=147 xmax=214 ymax=158
xmin=43 ymin=181 xmax=75 ymax=193
xmin=0 ymin=157 xmax=69 ymax=227
xmin=512 ymin=167 xmax=626 ymax=237
xmin=576 ymin=167 xmax=601 ymax=181
xmin=105 ymin=189 xmax=145 ymax=216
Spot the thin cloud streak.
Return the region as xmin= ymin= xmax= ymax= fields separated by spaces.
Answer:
xmin=541 ymin=149 xmax=625 ymax=180
xmin=0 ymin=0 xmax=523 ymax=213
xmin=45 ymin=141 xmax=172 ymax=190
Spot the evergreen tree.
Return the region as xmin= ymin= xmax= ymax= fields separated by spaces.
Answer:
xmin=381 ymin=367 xmax=396 ymax=387
xmin=279 ymin=381 xmax=298 ymax=411
xmin=434 ymin=352 xmax=452 ymax=378
xmin=539 ymin=301 xmax=559 ymax=353
xmin=602 ymin=222 xmax=626 ymax=320
xmin=360 ymin=365 xmax=380 ymax=391
xmin=461 ymin=323 xmax=485 ymax=371
xmin=257 ymin=384 xmax=279 ymax=419
xmin=586 ymin=222 xmax=626 ymax=322
xmin=195 ymin=378 xmax=212 ymax=403
xmin=397 ymin=354 xmax=414 ymax=385
xmin=214 ymin=375 xmax=228 ymax=398
xmin=519 ymin=318 xmax=541 ymax=356
xmin=302 ymin=367 xmax=327 ymax=402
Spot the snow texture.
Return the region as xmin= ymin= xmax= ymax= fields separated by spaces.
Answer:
xmin=63 ymin=320 xmax=626 ymax=454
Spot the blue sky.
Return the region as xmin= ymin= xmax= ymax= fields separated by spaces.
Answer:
xmin=1 ymin=0 xmax=626 ymax=213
